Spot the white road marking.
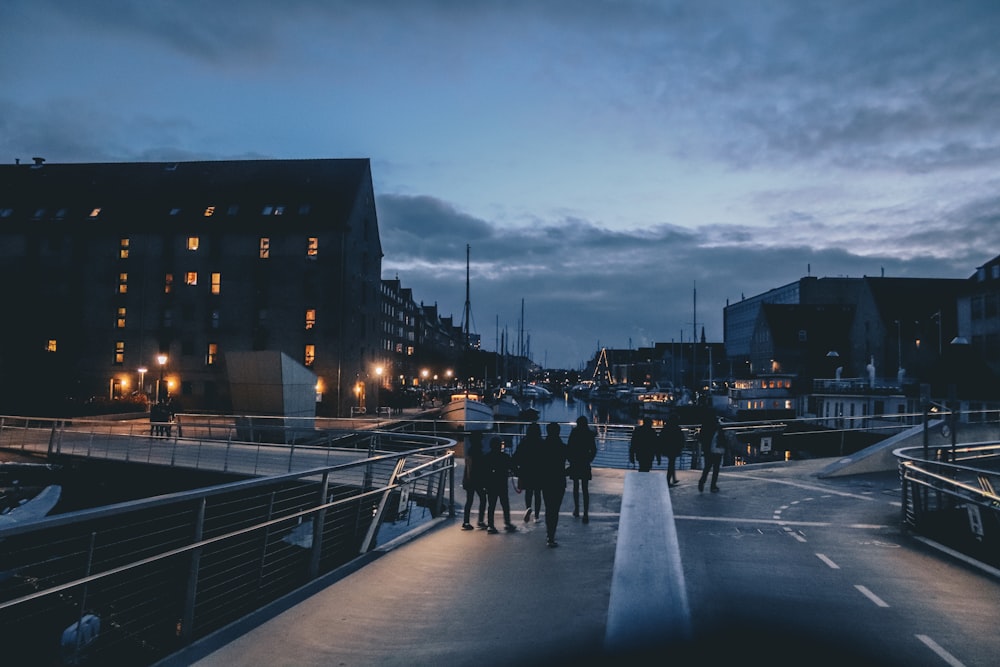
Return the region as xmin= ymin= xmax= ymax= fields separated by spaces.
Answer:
xmin=915 ymin=634 xmax=965 ymax=667
xmin=815 ymin=553 xmax=840 ymax=569
xmin=854 ymin=584 xmax=889 ymax=607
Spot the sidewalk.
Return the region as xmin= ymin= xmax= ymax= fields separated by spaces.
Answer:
xmin=166 ymin=469 xmax=627 ymax=667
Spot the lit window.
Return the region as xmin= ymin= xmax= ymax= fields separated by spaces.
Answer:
xmin=273 ymin=205 xmax=285 ymax=215
xmin=305 ymin=309 xmax=316 ymax=329
xmin=259 ymin=237 xmax=270 ymax=259
xmin=185 ymin=272 xmax=198 ymax=286
xmin=164 ymin=273 xmax=174 ymax=294
xmin=261 ymin=205 xmax=273 ymax=215
xmin=204 ymin=206 xmax=215 ymax=217
xmin=307 ymin=237 xmax=318 ymax=258
xmin=206 ymin=343 xmax=218 ymax=366
xmin=119 ymin=238 xmax=129 ymax=259
xmin=0 ymin=208 xmax=13 ymax=218
xmin=116 ymin=307 xmax=126 ymax=329
xmin=187 ymin=236 xmax=199 ymax=251
xmin=211 ymin=272 xmax=221 ymax=295
xmin=114 ymin=341 xmax=125 ymax=365
xmin=46 ymin=339 xmax=57 ymax=352
xmin=118 ymin=272 xmax=128 ymax=294
xmin=305 ymin=344 xmax=316 ymax=367
xmin=89 ymin=208 xmax=101 ymax=218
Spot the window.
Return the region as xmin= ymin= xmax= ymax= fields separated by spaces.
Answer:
xmin=33 ymin=208 xmax=45 ymax=219
xmin=116 ymin=307 xmax=126 ymax=329
xmin=162 ymin=309 xmax=173 ymax=328
xmin=185 ymin=272 xmax=198 ymax=286
xmin=119 ymin=238 xmax=129 ymax=259
xmin=307 ymin=237 xmax=318 ymax=258
xmin=273 ymin=205 xmax=285 ymax=216
xmin=170 ymin=208 xmax=181 ymax=216
xmin=0 ymin=208 xmax=13 ymax=218
xmin=211 ymin=272 xmax=221 ymax=295
xmin=210 ymin=309 xmax=220 ymax=329
xmin=89 ymin=208 xmax=101 ymax=218
xmin=117 ymin=272 xmax=128 ymax=294
xmin=259 ymin=237 xmax=270 ymax=259
xmin=206 ymin=343 xmax=218 ymax=366
xmin=164 ymin=273 xmax=174 ymax=294
xmin=204 ymin=206 xmax=215 ymax=217
xmin=305 ymin=309 xmax=316 ymax=329
xmin=114 ymin=341 xmax=125 ymax=365
xmin=261 ymin=205 xmax=273 ymax=215
xmin=305 ymin=344 xmax=316 ymax=367
xmin=187 ymin=236 xmax=199 ymax=251
xmin=46 ymin=339 xmax=57 ymax=352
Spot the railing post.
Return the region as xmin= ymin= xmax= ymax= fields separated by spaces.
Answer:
xmin=308 ymin=472 xmax=330 ymax=580
xmin=180 ymin=498 xmax=207 ymax=643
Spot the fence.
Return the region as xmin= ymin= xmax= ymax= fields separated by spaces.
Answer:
xmin=0 ymin=421 xmax=456 ymax=666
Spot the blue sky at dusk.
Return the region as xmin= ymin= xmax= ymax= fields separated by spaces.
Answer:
xmin=4 ymin=1 xmax=1000 ymax=369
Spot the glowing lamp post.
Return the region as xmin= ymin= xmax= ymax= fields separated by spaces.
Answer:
xmin=137 ymin=366 xmax=147 ymax=396
xmin=156 ymin=354 xmax=168 ymax=403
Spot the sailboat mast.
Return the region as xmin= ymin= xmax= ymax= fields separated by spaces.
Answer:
xmin=464 ymin=244 xmax=471 ymax=351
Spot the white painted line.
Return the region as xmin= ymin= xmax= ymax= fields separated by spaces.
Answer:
xmin=915 ymin=634 xmax=965 ymax=667
xmin=816 ymin=553 xmax=840 ymax=569
xmin=783 ymin=526 xmax=807 ymax=543
xmin=854 ymin=584 xmax=889 ymax=607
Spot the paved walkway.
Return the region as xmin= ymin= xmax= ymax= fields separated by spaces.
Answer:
xmin=165 ymin=468 xmax=627 ymax=667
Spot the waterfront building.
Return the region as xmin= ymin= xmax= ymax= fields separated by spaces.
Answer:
xmin=0 ymin=158 xmax=386 ymax=417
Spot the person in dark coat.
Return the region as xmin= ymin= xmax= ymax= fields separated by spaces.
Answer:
xmin=698 ymin=416 xmax=726 ymax=493
xmin=660 ymin=412 xmax=685 ymax=486
xmin=629 ymin=417 xmax=660 ymax=472
xmin=484 ymin=436 xmax=516 ymax=534
xmin=539 ymin=422 xmax=568 ymax=547
xmin=460 ymin=430 xmax=488 ymax=530
xmin=566 ymin=415 xmax=598 ymax=523
xmin=513 ymin=421 xmax=544 ymax=522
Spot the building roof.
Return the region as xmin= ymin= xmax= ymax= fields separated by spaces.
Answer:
xmin=0 ymin=158 xmax=373 ymax=232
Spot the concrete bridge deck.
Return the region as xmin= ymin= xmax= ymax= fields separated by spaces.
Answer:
xmin=159 ymin=459 xmax=1000 ymax=667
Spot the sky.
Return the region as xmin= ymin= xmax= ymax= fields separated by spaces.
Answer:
xmin=4 ymin=1 xmax=1000 ymax=370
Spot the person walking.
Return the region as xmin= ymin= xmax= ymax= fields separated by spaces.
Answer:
xmin=698 ymin=415 xmax=726 ymax=493
xmin=629 ymin=417 xmax=660 ymax=472
xmin=460 ymin=430 xmax=488 ymax=530
xmin=513 ymin=421 xmax=544 ymax=522
xmin=484 ymin=436 xmax=516 ymax=534
xmin=566 ymin=415 xmax=597 ymax=523
xmin=539 ymin=422 xmax=568 ymax=547
xmin=660 ymin=412 xmax=685 ymax=486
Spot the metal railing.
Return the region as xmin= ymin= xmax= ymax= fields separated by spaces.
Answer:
xmin=0 ymin=421 xmax=456 ymax=666
xmin=895 ymin=440 xmax=1000 ymax=569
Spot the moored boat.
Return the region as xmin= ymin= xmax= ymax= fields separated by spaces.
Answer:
xmin=441 ymin=391 xmax=494 ymax=431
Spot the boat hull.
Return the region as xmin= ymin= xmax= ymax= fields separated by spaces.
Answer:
xmin=441 ymin=396 xmax=494 ymax=431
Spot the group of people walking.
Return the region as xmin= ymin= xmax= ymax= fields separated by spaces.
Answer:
xmin=461 ymin=415 xmax=597 ymax=548
xmin=627 ymin=413 xmax=685 ymax=484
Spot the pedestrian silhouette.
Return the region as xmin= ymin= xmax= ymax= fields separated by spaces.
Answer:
xmin=566 ymin=415 xmax=597 ymax=523
xmin=514 ymin=421 xmax=544 ymax=522
xmin=539 ymin=422 xmax=568 ymax=547
xmin=484 ymin=436 xmax=516 ymax=533
xmin=660 ymin=412 xmax=685 ymax=486
xmin=460 ymin=431 xmax=488 ymax=530
xmin=629 ymin=417 xmax=660 ymax=472
xmin=698 ymin=416 xmax=726 ymax=493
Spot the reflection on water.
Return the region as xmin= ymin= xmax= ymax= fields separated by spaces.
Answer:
xmin=521 ymin=394 xmax=644 ymax=428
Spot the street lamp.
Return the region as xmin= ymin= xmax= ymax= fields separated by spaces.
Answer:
xmin=375 ymin=365 xmax=383 ymax=413
xmin=156 ymin=354 xmax=168 ymax=403
xmin=137 ymin=366 xmax=147 ymax=396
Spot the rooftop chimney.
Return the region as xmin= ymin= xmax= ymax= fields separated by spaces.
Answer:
xmin=32 ymin=157 xmax=45 ymax=165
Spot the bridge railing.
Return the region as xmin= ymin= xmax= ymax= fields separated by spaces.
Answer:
xmin=895 ymin=441 xmax=1000 ymax=568
xmin=0 ymin=431 xmax=456 ymax=667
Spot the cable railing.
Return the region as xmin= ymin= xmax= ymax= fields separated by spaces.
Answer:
xmin=0 ymin=424 xmax=456 ymax=667
xmin=895 ymin=439 xmax=1000 ymax=570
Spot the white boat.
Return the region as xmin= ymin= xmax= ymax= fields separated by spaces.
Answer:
xmin=490 ymin=390 xmax=523 ymax=421
xmin=441 ymin=391 xmax=494 ymax=431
